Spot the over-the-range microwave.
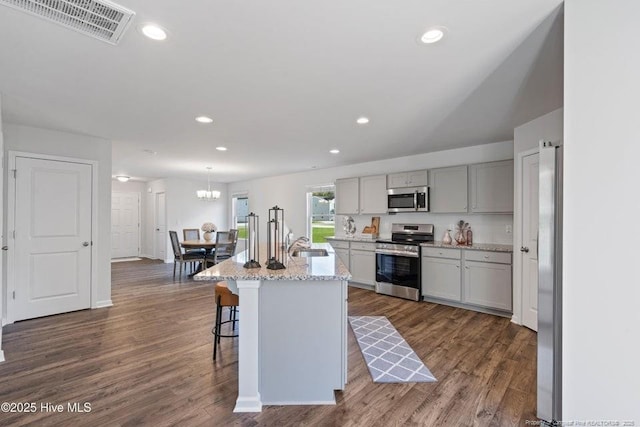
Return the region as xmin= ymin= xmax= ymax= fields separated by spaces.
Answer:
xmin=387 ymin=186 xmax=429 ymax=213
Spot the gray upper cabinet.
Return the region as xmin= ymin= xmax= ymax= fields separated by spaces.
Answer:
xmin=387 ymin=170 xmax=428 ymax=188
xmin=469 ymin=160 xmax=514 ymax=213
xmin=359 ymin=175 xmax=387 ymax=214
xmin=335 ymin=177 xmax=359 ymax=215
xmin=429 ymin=165 xmax=468 ymax=213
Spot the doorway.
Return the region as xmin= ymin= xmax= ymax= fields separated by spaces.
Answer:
xmin=7 ymin=153 xmax=96 ymax=322
xmin=155 ymin=192 xmax=167 ymax=261
xmin=306 ymin=186 xmax=335 ymax=243
xmin=111 ymin=192 xmax=140 ymax=259
xmin=518 ymin=150 xmax=540 ymax=331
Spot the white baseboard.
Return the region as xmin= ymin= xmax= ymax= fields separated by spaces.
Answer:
xmin=261 ymin=399 xmax=336 ymax=406
xmin=511 ymin=314 xmax=521 ymax=325
xmin=95 ymin=300 xmax=113 ymax=308
xmin=233 ymin=396 xmax=263 ymax=413
xmin=139 ymin=253 xmax=153 ymax=259
xmin=0 ymin=349 xmax=5 ymax=363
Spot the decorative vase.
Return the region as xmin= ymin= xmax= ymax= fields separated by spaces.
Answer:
xmin=443 ymin=230 xmax=452 ymax=245
xmin=203 ymin=231 xmax=213 ymax=241
xmin=454 ymin=230 xmax=466 ymax=245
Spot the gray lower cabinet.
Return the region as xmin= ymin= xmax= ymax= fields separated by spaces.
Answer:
xmin=421 ymin=257 xmax=461 ymax=301
xmin=350 ymin=249 xmax=376 ymax=286
xmin=463 ymin=261 xmax=512 ymax=311
xmin=331 ymin=240 xmax=351 ymax=268
xmin=329 ymin=240 xmax=376 ymax=287
xmin=421 ymin=248 xmax=512 ymax=315
xmin=333 ymin=248 xmax=350 ymax=268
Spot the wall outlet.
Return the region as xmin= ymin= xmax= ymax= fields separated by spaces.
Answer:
xmin=506 ymin=225 xmax=512 ymax=234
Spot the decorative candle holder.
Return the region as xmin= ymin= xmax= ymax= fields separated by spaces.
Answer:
xmin=243 ymin=212 xmax=261 ymax=269
xmin=266 ymin=206 xmax=286 ymax=270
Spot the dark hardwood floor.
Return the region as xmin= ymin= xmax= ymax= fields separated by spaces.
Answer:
xmin=0 ymin=259 xmax=538 ymax=426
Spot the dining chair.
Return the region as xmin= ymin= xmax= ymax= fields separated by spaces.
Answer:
xmin=207 ymin=230 xmax=238 ymax=266
xmin=183 ymin=228 xmax=205 ymax=271
xmin=169 ymin=231 xmax=205 ymax=280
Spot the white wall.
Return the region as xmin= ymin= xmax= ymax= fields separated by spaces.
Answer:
xmin=2 ymin=123 xmax=112 ymax=308
xmin=564 ymin=0 xmax=640 ymax=421
xmin=512 ymin=108 xmax=563 ymax=325
xmin=0 ymin=95 xmax=4 ymax=361
xmin=514 ymin=108 xmax=563 ymax=154
xmin=146 ymin=178 xmax=228 ymax=262
xmin=228 ymin=140 xmax=515 ymax=245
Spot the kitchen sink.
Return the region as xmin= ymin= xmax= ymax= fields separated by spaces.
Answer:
xmin=290 ymin=248 xmax=329 ymax=257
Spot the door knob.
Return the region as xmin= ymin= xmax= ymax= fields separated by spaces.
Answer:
xmin=520 ymin=246 xmax=529 ymax=253
xmin=82 ymin=242 xmax=90 ymax=247
xmin=1 ymin=246 xmax=8 ymax=251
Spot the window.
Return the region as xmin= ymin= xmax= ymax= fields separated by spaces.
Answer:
xmin=306 ymin=185 xmax=335 ymax=243
xmin=231 ymin=194 xmax=249 ymax=240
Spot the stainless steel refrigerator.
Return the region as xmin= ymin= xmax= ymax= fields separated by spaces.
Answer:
xmin=538 ymin=140 xmax=563 ymax=423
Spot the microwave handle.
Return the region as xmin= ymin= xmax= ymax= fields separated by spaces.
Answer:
xmin=413 ymin=191 xmax=418 ymax=211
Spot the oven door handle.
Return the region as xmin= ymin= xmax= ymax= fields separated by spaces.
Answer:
xmin=375 ymin=249 xmax=419 ymax=258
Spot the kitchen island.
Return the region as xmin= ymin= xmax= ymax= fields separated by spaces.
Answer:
xmin=194 ymin=243 xmax=351 ymax=412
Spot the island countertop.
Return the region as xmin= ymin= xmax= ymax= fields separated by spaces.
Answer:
xmin=193 ymin=242 xmax=351 ymax=281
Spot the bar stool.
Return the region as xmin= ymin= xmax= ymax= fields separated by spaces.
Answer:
xmin=212 ymin=281 xmax=239 ymax=361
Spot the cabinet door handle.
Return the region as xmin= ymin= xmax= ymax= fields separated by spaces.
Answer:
xmin=520 ymin=246 xmax=529 ymax=253
xmin=465 ymin=266 xmax=469 ymax=269
xmin=456 ymin=265 xmax=459 ymax=268
xmin=484 ymin=255 xmax=489 ymax=259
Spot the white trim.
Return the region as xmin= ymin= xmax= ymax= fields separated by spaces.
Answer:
xmin=261 ymin=400 xmax=336 ymax=406
xmin=512 ymin=147 xmax=539 ymax=327
xmin=139 ymin=253 xmax=154 ymax=259
xmin=233 ymin=396 xmax=262 ymax=413
xmin=6 ymin=151 xmax=99 ymax=322
xmin=0 ymin=350 xmax=5 ymax=362
xmin=234 ymin=279 xmax=262 ymax=413
xmin=95 ymin=299 xmax=113 ymax=308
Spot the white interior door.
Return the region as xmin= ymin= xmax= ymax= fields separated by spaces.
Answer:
xmin=111 ymin=192 xmax=140 ymax=258
xmin=13 ymin=157 xmax=92 ymax=322
xmin=521 ymin=152 xmax=540 ymax=331
xmin=155 ymin=192 xmax=166 ymax=261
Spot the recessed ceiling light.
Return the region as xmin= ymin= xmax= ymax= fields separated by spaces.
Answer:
xmin=216 ymin=146 xmax=227 ymax=151
xmin=116 ymin=175 xmax=130 ymax=182
xmin=329 ymin=149 xmax=340 ymax=154
xmin=195 ymin=116 xmax=213 ymax=124
xmin=142 ymin=149 xmax=157 ymax=155
xmin=419 ymin=27 xmax=446 ymax=44
xmin=356 ymin=117 xmax=370 ymax=125
xmin=140 ymin=24 xmax=167 ymax=41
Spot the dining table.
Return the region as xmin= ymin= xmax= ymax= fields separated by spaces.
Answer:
xmin=181 ymin=240 xmax=217 ymax=275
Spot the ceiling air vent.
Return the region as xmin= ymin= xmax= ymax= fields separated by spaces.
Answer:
xmin=0 ymin=0 xmax=136 ymax=44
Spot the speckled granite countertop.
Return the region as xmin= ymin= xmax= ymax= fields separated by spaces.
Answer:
xmin=421 ymin=241 xmax=513 ymax=252
xmin=193 ymin=243 xmax=351 ymax=281
xmin=326 ymin=235 xmax=383 ymax=242
xmin=327 ymin=235 xmax=512 ymax=252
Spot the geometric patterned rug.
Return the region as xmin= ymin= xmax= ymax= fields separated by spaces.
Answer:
xmin=349 ymin=316 xmax=437 ymax=383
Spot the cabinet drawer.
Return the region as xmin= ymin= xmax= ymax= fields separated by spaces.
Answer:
xmin=350 ymin=242 xmax=376 ymax=251
xmin=422 ymin=247 xmax=461 ymax=259
xmin=465 ymin=250 xmax=511 ymax=264
xmin=329 ymin=240 xmax=350 ymax=249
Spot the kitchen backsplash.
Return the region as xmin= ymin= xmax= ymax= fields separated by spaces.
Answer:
xmin=335 ymin=213 xmax=514 ymax=245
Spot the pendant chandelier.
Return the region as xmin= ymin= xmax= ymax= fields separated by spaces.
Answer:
xmin=197 ymin=167 xmax=221 ymax=200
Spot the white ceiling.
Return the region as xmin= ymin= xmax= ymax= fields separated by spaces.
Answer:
xmin=0 ymin=0 xmax=563 ymax=183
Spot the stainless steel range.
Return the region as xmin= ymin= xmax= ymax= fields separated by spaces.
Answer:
xmin=375 ymin=223 xmax=434 ymax=301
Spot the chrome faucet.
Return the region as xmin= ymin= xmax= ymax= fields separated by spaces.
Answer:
xmin=287 ymin=236 xmax=310 ymax=254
